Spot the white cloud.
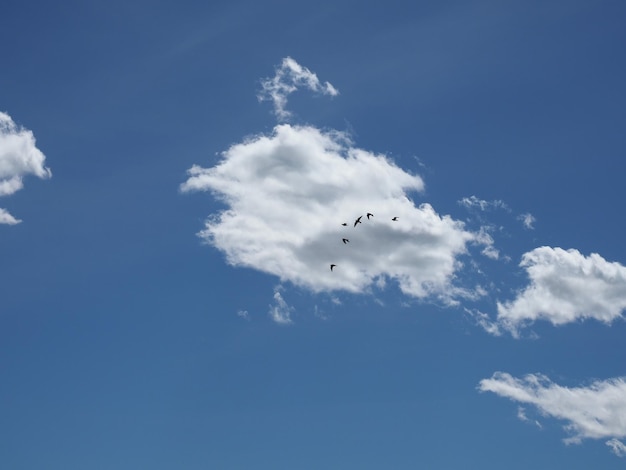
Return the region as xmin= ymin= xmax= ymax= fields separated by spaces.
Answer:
xmin=495 ymin=247 xmax=626 ymax=335
xmin=0 ymin=111 xmax=51 ymax=223
xmin=268 ymin=288 xmax=293 ymax=325
xmin=517 ymin=406 xmax=542 ymax=429
xmin=0 ymin=207 xmax=21 ymax=225
xmin=182 ymin=123 xmax=486 ymax=303
xmin=258 ymin=57 xmax=339 ymax=121
xmin=606 ymin=438 xmax=626 ymax=457
xmin=458 ymin=195 xmax=508 ymax=212
xmin=236 ymin=309 xmax=250 ymax=320
xmin=518 ymin=212 xmax=536 ymax=230
xmin=473 ymin=227 xmax=499 ymax=260
xmin=479 ymin=372 xmax=626 ymax=451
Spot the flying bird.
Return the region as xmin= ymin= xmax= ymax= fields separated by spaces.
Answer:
xmin=367 ymin=213 xmax=373 ymax=219
xmin=392 ymin=217 xmax=399 ymax=221
xmin=330 ymin=264 xmax=336 ymax=271
xmin=341 ymin=223 xmax=348 ymax=226
xmin=342 ymin=238 xmax=349 ymax=244
xmin=354 ymin=216 xmax=362 ymax=227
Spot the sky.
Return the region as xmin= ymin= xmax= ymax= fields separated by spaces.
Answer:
xmin=2 ymin=0 xmax=626 ymax=468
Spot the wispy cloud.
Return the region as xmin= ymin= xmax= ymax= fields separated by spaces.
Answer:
xmin=258 ymin=57 xmax=339 ymax=121
xmin=0 ymin=112 xmax=51 ymax=224
xmin=236 ymin=309 xmax=250 ymax=320
xmin=479 ymin=372 xmax=626 ymax=453
xmin=458 ymin=195 xmax=509 ymax=212
xmin=517 ymin=406 xmax=542 ymax=429
xmin=182 ymin=123 xmax=489 ymax=303
xmin=518 ymin=212 xmax=536 ymax=230
xmin=606 ymin=438 xmax=626 ymax=457
xmin=0 ymin=207 xmax=21 ymax=225
xmin=492 ymin=247 xmax=626 ymax=336
xmin=268 ymin=287 xmax=293 ymax=325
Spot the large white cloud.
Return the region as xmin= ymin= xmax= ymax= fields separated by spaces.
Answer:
xmin=257 ymin=57 xmax=339 ymax=121
xmin=182 ymin=123 xmax=487 ymax=303
xmin=493 ymin=247 xmax=626 ymax=335
xmin=479 ymin=372 xmax=626 ymax=454
xmin=0 ymin=111 xmax=51 ymax=224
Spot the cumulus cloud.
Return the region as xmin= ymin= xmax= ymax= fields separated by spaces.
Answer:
xmin=0 ymin=111 xmax=51 ymax=224
xmin=258 ymin=57 xmax=339 ymax=121
xmin=479 ymin=372 xmax=626 ymax=453
xmin=492 ymin=247 xmax=626 ymax=336
xmin=182 ymin=123 xmax=489 ymax=303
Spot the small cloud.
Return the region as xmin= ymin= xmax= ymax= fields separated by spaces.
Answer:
xmin=606 ymin=438 xmax=626 ymax=457
xmin=268 ymin=287 xmax=294 ymax=325
xmin=482 ymin=245 xmax=500 ymax=259
xmin=0 ymin=111 xmax=52 ymax=224
xmin=495 ymin=247 xmax=626 ymax=336
xmin=458 ymin=195 xmax=509 ymax=212
xmin=236 ymin=309 xmax=250 ymax=320
xmin=258 ymin=57 xmax=339 ymax=121
xmin=466 ymin=308 xmax=502 ymax=336
xmin=0 ymin=207 xmax=21 ymax=225
xmin=518 ymin=213 xmax=536 ymax=230
xmin=472 ymin=226 xmax=499 ymax=260
xmin=479 ymin=372 xmax=626 ymax=452
xmin=517 ymin=406 xmax=542 ymax=429
xmin=314 ymin=305 xmax=329 ymax=320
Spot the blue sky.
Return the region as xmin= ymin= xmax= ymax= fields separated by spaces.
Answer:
xmin=2 ymin=0 xmax=626 ymax=468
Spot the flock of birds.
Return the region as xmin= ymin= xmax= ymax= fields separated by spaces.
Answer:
xmin=330 ymin=213 xmax=399 ymax=271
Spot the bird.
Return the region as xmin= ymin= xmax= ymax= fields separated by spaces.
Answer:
xmin=341 ymin=223 xmax=348 ymax=226
xmin=392 ymin=217 xmax=399 ymax=221
xmin=367 ymin=212 xmax=373 ymax=219
xmin=330 ymin=264 xmax=336 ymax=271
xmin=354 ymin=216 xmax=362 ymax=227
xmin=342 ymin=238 xmax=349 ymax=244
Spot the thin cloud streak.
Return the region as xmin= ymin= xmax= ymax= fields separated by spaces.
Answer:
xmin=479 ymin=372 xmax=626 ymax=454
xmin=458 ymin=195 xmax=509 ymax=212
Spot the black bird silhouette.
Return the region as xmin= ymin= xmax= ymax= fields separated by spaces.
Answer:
xmin=392 ymin=217 xmax=399 ymax=221
xmin=342 ymin=238 xmax=349 ymax=244
xmin=354 ymin=216 xmax=362 ymax=227
xmin=341 ymin=223 xmax=348 ymax=226
xmin=330 ymin=264 xmax=336 ymax=271
xmin=367 ymin=212 xmax=373 ymax=219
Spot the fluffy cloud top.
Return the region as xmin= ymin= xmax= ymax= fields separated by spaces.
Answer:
xmin=182 ymin=124 xmax=485 ymax=302
xmin=494 ymin=247 xmax=626 ymax=335
xmin=258 ymin=57 xmax=339 ymax=121
xmin=0 ymin=112 xmax=51 ymax=224
xmin=479 ymin=372 xmax=626 ymax=452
